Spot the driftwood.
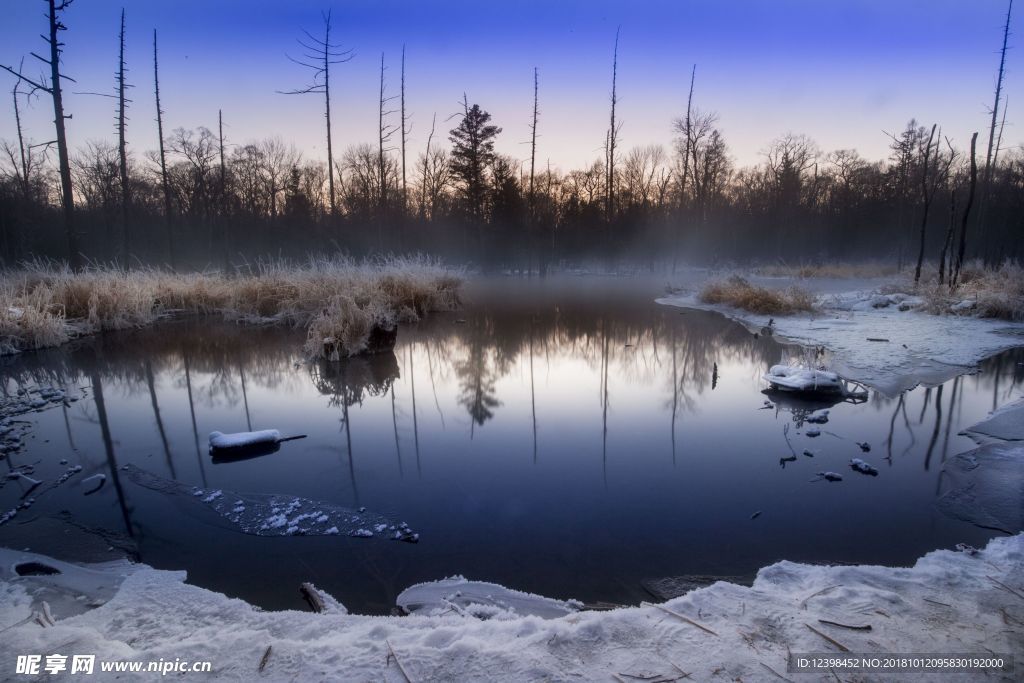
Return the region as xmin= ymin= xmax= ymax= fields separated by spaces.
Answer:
xmin=804 ymin=623 xmax=850 ymax=652
xmin=386 ymin=639 xmax=414 ymax=683
xmin=299 ymin=583 xmax=326 ymax=613
xmin=647 ymin=603 xmax=719 ymax=636
xmin=817 ymin=618 xmax=871 ymax=631
xmin=258 ymin=645 xmax=272 ymax=672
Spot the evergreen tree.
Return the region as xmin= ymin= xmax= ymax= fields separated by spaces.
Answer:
xmin=449 ymin=101 xmax=501 ymax=221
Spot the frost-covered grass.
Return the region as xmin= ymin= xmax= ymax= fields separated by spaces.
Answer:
xmin=885 ymin=260 xmax=1024 ymax=321
xmin=753 ymin=260 xmax=899 ymax=279
xmin=0 ymin=256 xmax=462 ymax=359
xmin=699 ymin=276 xmax=815 ymax=315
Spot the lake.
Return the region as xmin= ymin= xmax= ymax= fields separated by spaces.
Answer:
xmin=0 ymin=276 xmax=1017 ymax=614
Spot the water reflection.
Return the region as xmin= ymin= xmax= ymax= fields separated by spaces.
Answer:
xmin=0 ymin=277 xmax=1021 ymax=614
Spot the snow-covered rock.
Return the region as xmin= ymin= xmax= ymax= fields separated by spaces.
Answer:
xmin=397 ymin=576 xmax=581 ymax=619
xmin=208 ymin=429 xmax=281 ymax=450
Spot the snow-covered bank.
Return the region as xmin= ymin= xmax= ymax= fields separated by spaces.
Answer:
xmin=1 ymin=535 xmax=1021 ymax=682
xmin=657 ymin=282 xmax=1024 ymax=394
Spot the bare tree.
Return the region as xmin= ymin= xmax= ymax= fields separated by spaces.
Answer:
xmin=952 ymin=132 xmax=979 ymax=288
xmin=1 ymin=0 xmax=81 ymax=268
xmin=280 ymin=10 xmax=352 ymax=216
xmin=400 ymin=44 xmax=409 ymax=215
xmin=605 ymin=27 xmax=622 ymax=224
xmin=116 ymin=9 xmax=131 ymax=263
xmin=984 ymin=1 xmax=1013 ymax=192
xmin=152 ymin=29 xmax=174 ymax=265
xmin=417 ymin=113 xmax=452 ymax=220
xmin=378 ymin=52 xmax=398 ymax=235
xmin=528 ymin=67 xmax=539 ymax=219
xmin=979 ymin=0 xmax=1014 ymax=262
xmin=914 ymin=125 xmax=958 ymax=283
xmin=913 ymin=124 xmax=938 ymax=283
xmin=678 ymin=64 xmax=696 ymax=210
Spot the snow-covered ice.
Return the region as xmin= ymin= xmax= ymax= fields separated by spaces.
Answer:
xmin=936 ymin=442 xmax=1023 ymax=534
xmin=0 ymin=536 xmax=1019 ymax=681
xmin=657 ymin=280 xmax=1024 ymax=394
xmin=122 ymin=465 xmax=418 ymax=542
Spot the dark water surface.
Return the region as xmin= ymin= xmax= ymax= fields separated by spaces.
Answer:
xmin=1 ymin=277 xmax=1019 ymax=614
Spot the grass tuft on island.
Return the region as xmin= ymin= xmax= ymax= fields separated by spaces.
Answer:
xmin=0 ymin=256 xmax=462 ymax=359
xmin=699 ymin=276 xmax=816 ymax=316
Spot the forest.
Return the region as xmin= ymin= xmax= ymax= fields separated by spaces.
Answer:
xmin=1 ymin=2 xmax=1020 ymax=273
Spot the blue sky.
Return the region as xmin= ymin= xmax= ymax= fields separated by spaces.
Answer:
xmin=1 ymin=0 xmax=1018 ymax=171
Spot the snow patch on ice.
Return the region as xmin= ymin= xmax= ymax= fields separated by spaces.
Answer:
xmin=657 ymin=282 xmax=1024 ymax=394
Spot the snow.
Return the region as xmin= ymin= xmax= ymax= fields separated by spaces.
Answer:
xmin=123 ymin=465 xmax=419 ymax=541
xmin=397 ymin=576 xmax=581 ymax=619
xmin=208 ymin=429 xmax=281 ymax=450
xmin=850 ymin=458 xmax=879 ymax=476
xmin=657 ymin=281 xmax=1024 ymax=395
xmin=0 ymin=536 xmax=1020 ymax=681
xmin=806 ymin=408 xmax=830 ymax=423
xmin=763 ymin=364 xmax=847 ymax=394
xmin=962 ymin=396 xmax=1024 ymax=442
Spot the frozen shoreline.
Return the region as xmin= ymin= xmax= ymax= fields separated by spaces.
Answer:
xmin=656 ymin=277 xmax=1024 ymax=395
xmin=1 ymin=277 xmax=1022 ymax=681
xmin=1 ymin=533 xmax=1020 ymax=682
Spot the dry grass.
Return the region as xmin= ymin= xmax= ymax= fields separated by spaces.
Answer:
xmin=930 ymin=261 xmax=1023 ymax=321
xmin=699 ymin=276 xmax=816 ymax=316
xmin=884 ymin=260 xmax=1024 ymax=321
xmin=0 ymin=256 xmax=462 ymax=359
xmin=753 ymin=261 xmax=899 ymax=279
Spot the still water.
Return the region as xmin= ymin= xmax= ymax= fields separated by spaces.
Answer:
xmin=0 ymin=277 xmax=1018 ymax=614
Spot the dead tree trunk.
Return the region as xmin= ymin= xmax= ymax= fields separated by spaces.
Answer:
xmin=529 ymin=67 xmax=539 ymax=271
xmin=952 ymin=132 xmax=979 ymax=288
xmin=1 ymin=2 xmax=81 ymax=267
xmin=979 ymin=0 xmax=1014 ymax=263
xmin=400 ymin=45 xmax=408 ymax=217
xmin=674 ymin=64 xmax=696 ymax=272
xmin=377 ymin=53 xmax=397 ymax=251
xmin=913 ymin=124 xmax=937 ymax=284
xmin=605 ymin=27 xmax=621 ymax=226
xmin=529 ymin=67 xmax=538 ymax=218
xmin=117 ymin=9 xmax=131 ymax=265
xmin=280 ymin=10 xmax=351 ymax=217
xmin=11 ymin=77 xmax=30 ymax=201
xmin=153 ymin=29 xmax=174 ymax=266
xmin=938 ymin=188 xmax=956 ymax=285
xmin=218 ymin=109 xmax=228 ymax=270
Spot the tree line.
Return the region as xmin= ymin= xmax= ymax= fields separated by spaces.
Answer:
xmin=1 ymin=1 xmax=1019 ymax=272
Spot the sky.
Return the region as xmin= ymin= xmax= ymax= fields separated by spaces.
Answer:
xmin=0 ymin=0 xmax=1019 ymax=173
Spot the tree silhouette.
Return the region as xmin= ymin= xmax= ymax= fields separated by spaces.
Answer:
xmin=1 ymin=0 xmax=81 ymax=268
xmin=280 ymin=10 xmax=352 ymax=216
xmin=449 ymin=98 xmax=501 ymax=226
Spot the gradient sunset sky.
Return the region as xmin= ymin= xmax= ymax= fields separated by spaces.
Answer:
xmin=1 ymin=0 xmax=1019 ymax=172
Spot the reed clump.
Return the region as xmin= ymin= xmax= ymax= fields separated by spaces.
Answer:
xmin=0 ymin=256 xmax=462 ymax=359
xmin=699 ymin=276 xmax=816 ymax=315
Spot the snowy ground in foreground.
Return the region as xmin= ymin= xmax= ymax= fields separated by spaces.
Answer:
xmin=656 ymin=275 xmax=1024 ymax=395
xmin=0 ymin=534 xmax=1020 ymax=682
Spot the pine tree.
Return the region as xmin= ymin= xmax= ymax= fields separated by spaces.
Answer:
xmin=449 ymin=99 xmax=501 ymax=222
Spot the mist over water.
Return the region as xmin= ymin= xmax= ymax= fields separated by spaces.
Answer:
xmin=1 ymin=276 xmax=1017 ymax=614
